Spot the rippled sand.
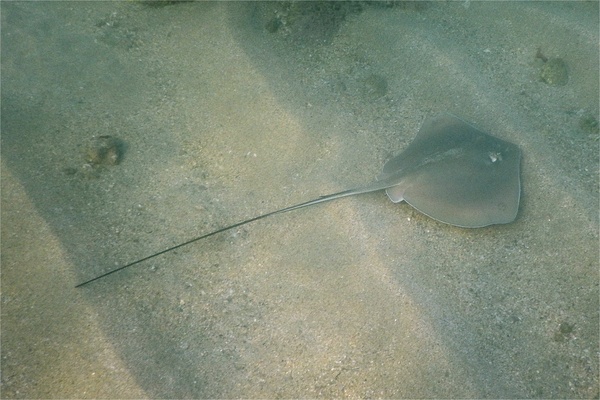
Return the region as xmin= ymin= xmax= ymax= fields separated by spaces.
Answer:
xmin=2 ymin=2 xmax=598 ymax=398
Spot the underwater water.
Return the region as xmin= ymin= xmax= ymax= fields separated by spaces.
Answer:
xmin=2 ymin=2 xmax=598 ymax=398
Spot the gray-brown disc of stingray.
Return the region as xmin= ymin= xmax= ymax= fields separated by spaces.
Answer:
xmin=76 ymin=113 xmax=522 ymax=286
xmin=379 ymin=113 xmax=521 ymax=227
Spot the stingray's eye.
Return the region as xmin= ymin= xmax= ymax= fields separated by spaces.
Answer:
xmin=488 ymin=152 xmax=502 ymax=163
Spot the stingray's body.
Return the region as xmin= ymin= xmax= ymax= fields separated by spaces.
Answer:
xmin=76 ymin=113 xmax=521 ymax=287
xmin=276 ymin=113 xmax=521 ymax=228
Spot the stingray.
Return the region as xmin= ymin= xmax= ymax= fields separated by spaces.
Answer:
xmin=76 ymin=113 xmax=521 ymax=287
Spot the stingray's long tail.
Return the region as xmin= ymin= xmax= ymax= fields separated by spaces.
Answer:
xmin=75 ymin=178 xmax=397 ymax=287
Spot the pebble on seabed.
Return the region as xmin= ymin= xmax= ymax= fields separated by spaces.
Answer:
xmin=85 ymin=135 xmax=122 ymax=166
xmin=540 ymin=58 xmax=569 ymax=86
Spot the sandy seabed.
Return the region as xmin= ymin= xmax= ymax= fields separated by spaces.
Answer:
xmin=2 ymin=2 xmax=598 ymax=398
